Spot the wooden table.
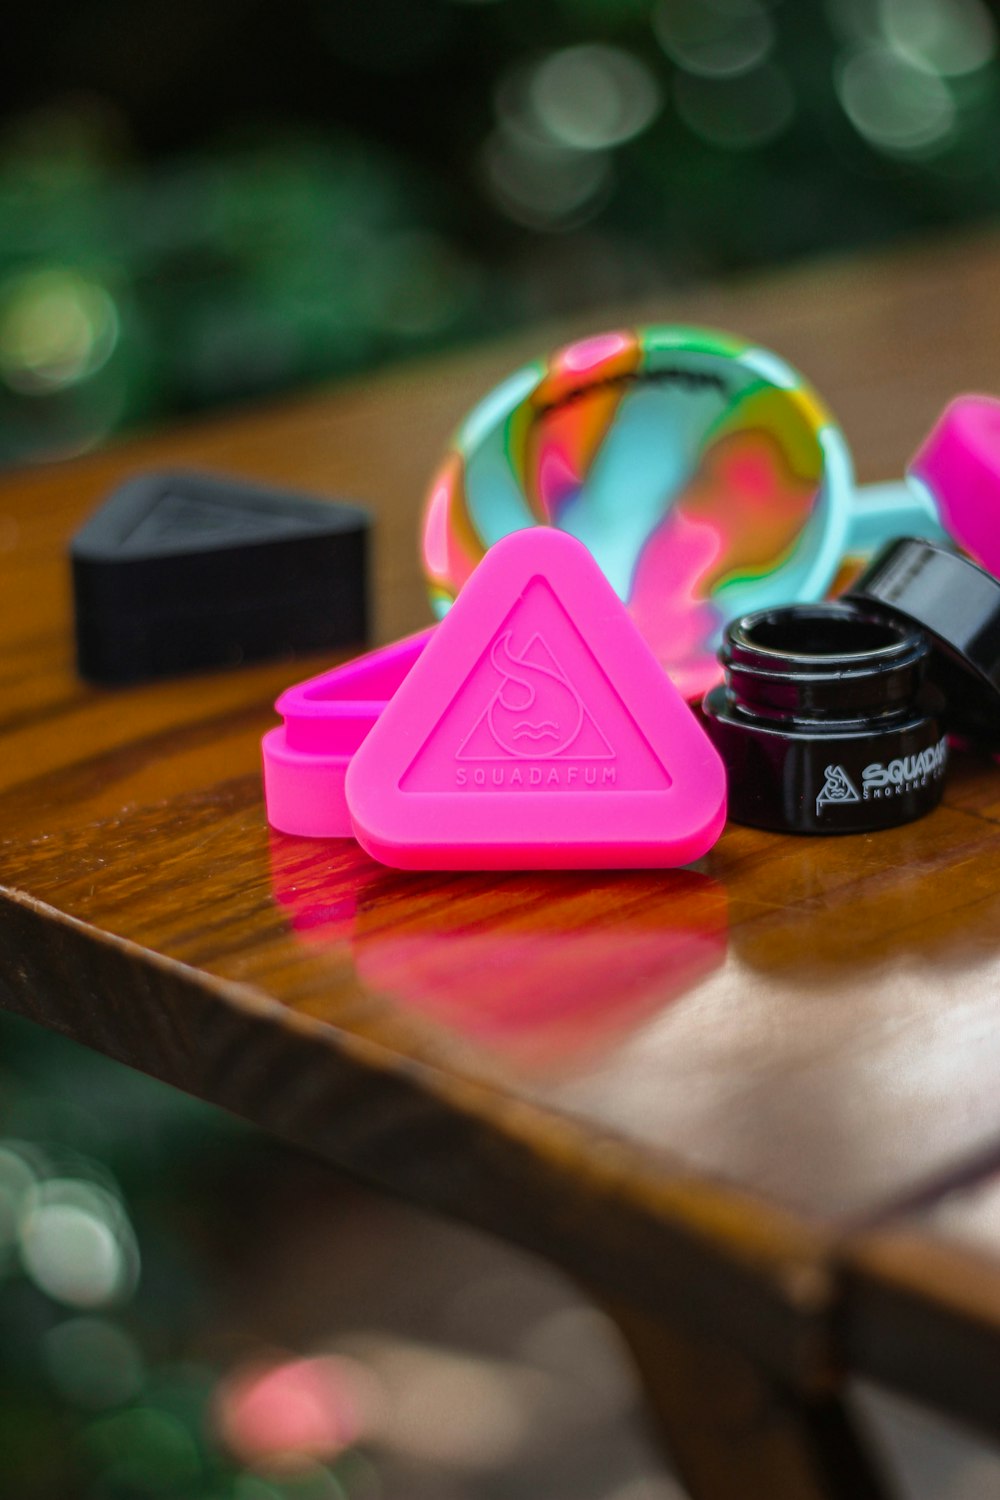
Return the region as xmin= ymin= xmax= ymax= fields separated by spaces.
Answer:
xmin=3 ymin=228 xmax=1000 ymax=1500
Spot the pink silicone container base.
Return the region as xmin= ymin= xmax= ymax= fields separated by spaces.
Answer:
xmin=345 ymin=528 xmax=728 ymax=870
xmin=262 ymin=627 xmax=434 ymax=837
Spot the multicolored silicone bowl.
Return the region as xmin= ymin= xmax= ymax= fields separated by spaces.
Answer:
xmin=421 ymin=326 xmax=942 ymax=699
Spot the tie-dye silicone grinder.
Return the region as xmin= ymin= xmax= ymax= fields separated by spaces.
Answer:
xmin=421 ymin=326 xmax=946 ymax=700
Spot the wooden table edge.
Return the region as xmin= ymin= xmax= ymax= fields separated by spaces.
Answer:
xmin=837 ymin=1223 xmax=1000 ymax=1441
xmin=0 ymin=881 xmax=837 ymax=1387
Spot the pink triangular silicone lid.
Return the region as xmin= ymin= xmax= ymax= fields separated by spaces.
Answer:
xmin=345 ymin=529 xmax=727 ymax=870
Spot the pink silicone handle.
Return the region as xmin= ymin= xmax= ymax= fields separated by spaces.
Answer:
xmin=908 ymin=394 xmax=1000 ymax=578
xmin=262 ymin=628 xmax=434 ymax=837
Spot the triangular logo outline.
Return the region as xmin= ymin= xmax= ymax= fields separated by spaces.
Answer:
xmin=816 ymin=763 xmax=861 ymax=814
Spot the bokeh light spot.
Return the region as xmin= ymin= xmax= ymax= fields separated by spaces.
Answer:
xmin=86 ymin=1406 xmax=201 ymax=1493
xmin=530 ymin=45 xmax=662 ymax=149
xmin=837 ymin=46 xmax=956 ymax=152
xmin=44 ymin=1316 xmax=144 ymax=1410
xmin=0 ymin=268 xmax=119 ymax=396
xmin=345 ymin=1335 xmax=544 ymax=1470
xmin=482 ymin=129 xmax=612 ymax=230
xmin=654 ymin=0 xmax=774 ymax=79
xmin=674 ymin=61 xmax=794 ymax=149
xmin=216 ymin=1355 xmax=379 ymax=1466
xmin=19 ymin=1178 xmax=139 ymax=1308
xmin=880 ymin=0 xmax=996 ymax=78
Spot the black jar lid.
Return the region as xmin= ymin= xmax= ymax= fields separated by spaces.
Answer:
xmin=845 ymin=537 xmax=1000 ymax=744
xmin=721 ymin=600 xmax=928 ymax=721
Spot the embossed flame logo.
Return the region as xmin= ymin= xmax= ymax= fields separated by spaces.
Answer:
xmin=487 ymin=633 xmax=584 ymax=758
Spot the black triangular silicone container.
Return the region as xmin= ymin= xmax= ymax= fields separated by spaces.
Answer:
xmin=71 ymin=470 xmax=370 ymax=684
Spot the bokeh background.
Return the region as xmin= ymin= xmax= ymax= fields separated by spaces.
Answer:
xmin=4 ymin=0 xmax=1000 ymax=465
xmin=5 ymin=2 xmax=1000 ymax=1496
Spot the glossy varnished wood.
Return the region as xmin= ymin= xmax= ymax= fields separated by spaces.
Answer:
xmin=3 ymin=231 xmax=1000 ymax=1441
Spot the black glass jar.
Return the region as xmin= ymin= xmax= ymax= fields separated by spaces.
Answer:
xmin=701 ymin=602 xmax=948 ymax=834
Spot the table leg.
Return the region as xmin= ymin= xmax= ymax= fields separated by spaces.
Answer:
xmin=607 ymin=1303 xmax=896 ymax=1500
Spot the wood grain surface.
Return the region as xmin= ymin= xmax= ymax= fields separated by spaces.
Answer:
xmin=3 ymin=228 xmax=1000 ymax=1403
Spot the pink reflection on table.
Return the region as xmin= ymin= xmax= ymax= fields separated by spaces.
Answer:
xmin=268 ymin=836 xmax=728 ymax=1078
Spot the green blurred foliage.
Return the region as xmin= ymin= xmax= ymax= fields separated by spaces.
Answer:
xmin=0 ymin=1016 xmax=379 ymax=1498
xmin=3 ymin=0 xmax=1000 ymax=463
